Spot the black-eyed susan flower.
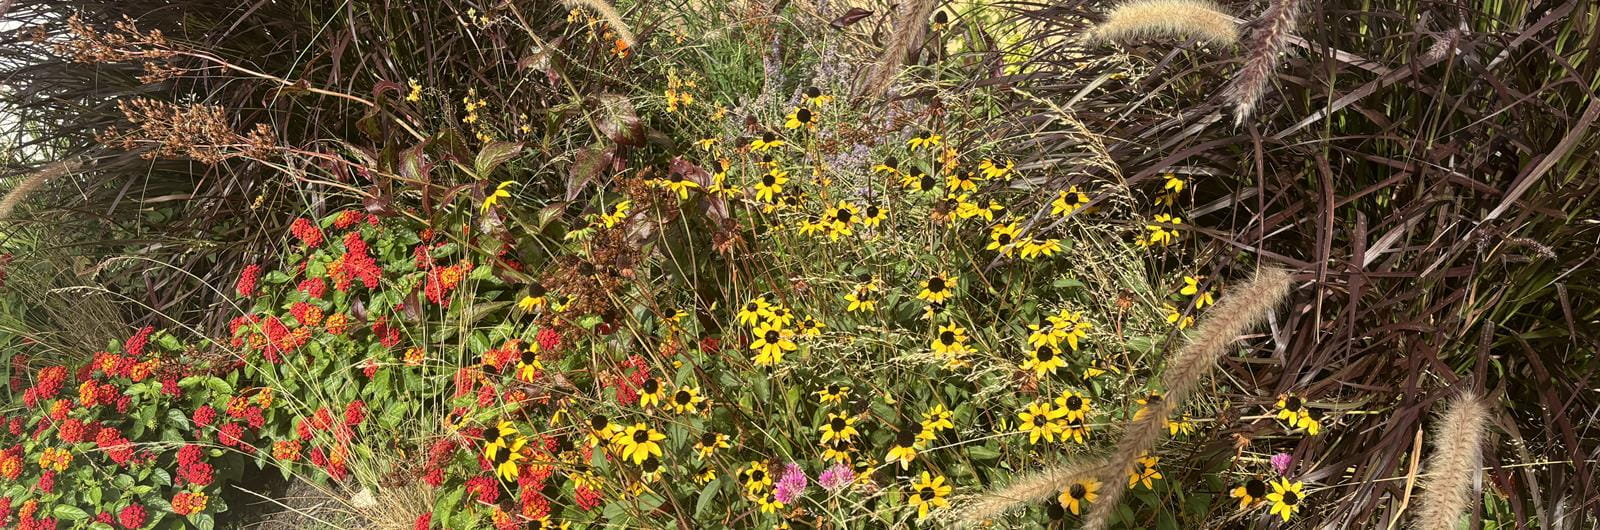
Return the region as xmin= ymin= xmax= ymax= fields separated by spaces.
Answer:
xmin=1163 ymin=303 xmax=1195 ymax=329
xmin=860 ymin=202 xmax=887 ymax=227
xmin=784 ymin=107 xmax=817 ymax=130
xmin=922 ymin=404 xmax=954 ymax=435
xmin=615 ymin=423 xmax=666 ymax=464
xmin=1181 ymin=276 xmax=1215 ymax=308
xmin=1019 ymin=237 xmax=1063 ymax=260
xmin=922 ymin=301 xmax=947 ymax=320
xmin=822 ymin=439 xmax=856 ymax=463
xmin=1128 ymin=454 xmax=1163 ymax=489
xmin=491 ymin=436 xmax=528 ymax=481
xmin=1133 ymin=393 xmax=1165 ymax=423
xmin=751 ymin=490 xmax=784 ymax=513
xmin=1022 ymin=344 xmax=1065 ymax=378
xmin=907 ymin=472 xmax=952 ymax=519
xmin=637 ymin=377 xmax=666 ymax=409
xmin=1054 ymin=390 xmax=1092 ymax=422
xmin=979 ymin=158 xmax=1014 ymax=179
xmin=917 ymin=273 xmax=956 ymax=304
xmin=824 ymin=200 xmax=859 ymax=240
xmin=587 ymin=414 xmax=617 ymax=447
xmin=749 ymin=320 xmax=796 ymax=366
xmin=931 ymin=323 xmax=972 ymax=356
xmin=1168 ymin=415 xmax=1196 ymax=436
xmin=740 ymin=462 xmax=773 ymax=494
xmin=639 ymin=454 xmax=664 ymax=481
xmin=670 ymin=386 xmax=705 ymax=414
xmin=802 ymin=86 xmax=833 ymax=107
xmin=798 ymin=214 xmax=827 ymax=237
xmin=1231 ymin=478 xmax=1268 ymax=509
xmin=660 ymin=306 xmax=687 ymax=325
xmin=1275 ymin=393 xmax=1321 ymax=434
xmin=885 ymin=428 xmax=921 ymax=469
xmin=796 ymin=316 xmax=826 ymax=337
xmin=820 ymin=412 xmax=859 ymax=444
xmin=844 ymin=289 xmax=876 ymax=313
xmin=1141 ymin=214 xmax=1183 ymax=247
xmin=987 ymin=221 xmax=1021 ymax=255
xmin=1061 ymin=417 xmax=1090 ymax=444
xmin=765 ymin=304 xmax=795 ymax=327
xmin=929 ymin=9 xmax=950 ymax=30
xmin=695 ymin=137 xmax=719 ymax=150
xmin=656 ymin=171 xmax=701 ymax=199
xmin=527 ymin=516 xmax=569 ymax=530
xmin=1051 ymin=186 xmax=1090 ymax=217
xmin=1266 ymin=478 xmax=1306 ymax=521
xmin=908 ymin=130 xmax=942 ymax=150
xmin=481 ymin=180 xmax=514 ymax=213
xmin=518 ymin=282 xmax=549 ymax=312
xmin=1047 ymin=309 xmax=1093 ymax=350
xmin=597 ymin=200 xmax=631 ymax=228
xmin=872 ymin=156 xmax=900 ymax=176
xmin=695 ymin=432 xmax=730 ymax=460
xmin=815 ymin=383 xmax=849 ymax=405
xmin=736 ymin=297 xmax=773 ymax=327
xmin=750 ymin=132 xmax=785 ymax=152
xmin=755 ymin=168 xmax=789 ymax=202
xmin=695 ymin=467 xmax=717 ymax=484
xmin=515 ymin=346 xmax=542 ymax=382
xmin=1057 ymin=478 xmax=1100 ymax=516
xmin=954 ymin=195 xmax=1004 ymax=222
xmin=1018 ymin=402 xmax=1062 ymax=444
xmin=946 ymin=170 xmax=980 ymax=193
xmin=481 ymin=420 xmax=519 ymax=461
xmin=901 ymin=169 xmax=938 ymax=192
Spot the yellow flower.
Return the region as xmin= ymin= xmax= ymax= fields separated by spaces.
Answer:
xmin=907 ymin=472 xmax=952 ymax=519
xmin=754 ymin=168 xmax=788 ymax=202
xmin=1018 ymin=237 xmax=1062 ymax=260
xmin=885 ymin=430 xmax=920 ymax=469
xmin=514 ymin=346 xmax=542 ymax=382
xmin=921 ymin=404 xmax=954 ymax=433
xmin=824 ymin=200 xmax=859 ymax=240
xmin=695 ymin=432 xmax=730 ymax=459
xmin=1163 ymin=172 xmax=1186 ymax=193
xmin=872 ymin=157 xmax=900 ymax=176
xmin=1163 ymin=303 xmax=1195 ymax=329
xmin=491 ymin=436 xmax=527 ymax=481
xmin=901 ymin=169 xmax=938 ymax=192
xmin=615 ymin=423 xmax=666 ymax=464
xmin=1141 ymin=214 xmax=1183 ymax=247
xmin=1127 ymin=454 xmax=1163 ymax=489
xmin=844 ymin=290 xmax=876 ymax=312
xmin=907 ymin=131 xmax=942 ymax=150
xmin=736 ymin=297 xmax=773 ymax=327
xmin=655 ymin=172 xmax=700 ymax=199
xmin=822 ymin=439 xmax=854 ymax=463
xmin=481 ymin=420 xmax=520 ymax=461
xmin=1054 ymin=390 xmax=1092 ymax=422
xmin=749 ymin=320 xmax=796 ymax=366
xmin=481 ymin=180 xmax=514 ymax=213
xmin=815 ymin=383 xmax=849 ymax=405
xmin=802 ymin=86 xmax=834 ymax=107
xmin=784 ymin=107 xmax=817 ymax=129
xmin=598 ymin=200 xmax=631 ymax=228
xmin=819 ymin=412 xmax=859 ymax=443
xmin=1181 ymin=276 xmax=1215 ymax=308
xmin=669 ymin=386 xmax=705 ymax=414
xmin=1231 ymin=478 xmax=1268 ymax=509
xmin=978 ymin=158 xmax=1013 ymax=179
xmin=750 ymin=132 xmax=785 ymax=152
xmin=740 ymin=462 xmax=773 ymax=494
xmin=1021 ymin=343 xmax=1065 ymax=378
xmin=1060 ymin=417 xmax=1090 ymax=444
xmin=637 ymin=377 xmax=666 ymax=409
xmin=1168 ymin=415 xmax=1196 ymax=436
xmin=405 ymin=78 xmax=423 ymax=102
xmin=585 ymin=414 xmax=617 ymax=447
xmin=694 ymin=137 xmax=719 ymax=150
xmin=1057 ymin=478 xmax=1100 ymax=515
xmin=1266 ymin=478 xmax=1306 ymax=521
xmin=916 ymin=273 xmax=956 ymax=304
xmin=987 ymin=221 xmax=1021 ymax=255
xmin=1051 ymin=187 xmax=1090 ymax=217
xmin=931 ymin=323 xmax=972 ymax=356
xmin=945 ymin=170 xmax=980 ymax=193
xmin=1017 ymin=402 xmax=1062 ymax=444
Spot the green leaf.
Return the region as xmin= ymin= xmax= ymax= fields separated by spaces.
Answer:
xmin=52 ymin=504 xmax=89 ymax=521
xmin=693 ymin=478 xmax=721 ymax=518
xmin=474 ymin=141 xmax=524 ymax=178
xmin=379 ymin=400 xmax=409 ymax=429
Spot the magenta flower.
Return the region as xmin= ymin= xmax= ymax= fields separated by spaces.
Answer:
xmin=818 ymin=462 xmax=854 ymax=491
xmin=1271 ymin=452 xmax=1293 ymax=475
xmin=774 ymin=463 xmax=808 ymax=503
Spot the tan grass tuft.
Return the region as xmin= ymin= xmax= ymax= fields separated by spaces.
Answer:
xmin=1412 ymin=391 xmax=1491 ymax=530
xmin=949 ymin=456 xmax=1110 ymax=527
xmin=860 ymin=0 xmax=938 ymax=99
xmin=1223 ymin=0 xmax=1300 ymax=124
xmin=1082 ymin=267 xmax=1292 ymax=530
xmin=0 ymin=161 xmax=79 ymax=220
xmin=562 ymin=0 xmax=637 ymax=47
xmin=1087 ymin=0 xmax=1239 ymax=46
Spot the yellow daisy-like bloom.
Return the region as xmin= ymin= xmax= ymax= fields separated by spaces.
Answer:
xmin=815 ymin=383 xmax=849 ymax=405
xmin=736 ymin=297 xmax=773 ymax=328
xmin=751 ymin=490 xmax=784 ymax=513
xmin=481 ymin=180 xmax=514 ymax=213
xmin=1231 ymin=478 xmax=1269 ymax=509
xmin=765 ymin=305 xmax=794 ymax=327
xmin=796 ymin=316 xmax=826 ymax=337
xmin=987 ymin=221 xmax=1021 ymax=255
xmin=859 ymin=202 xmax=887 ymax=228
xmin=749 ymin=320 xmax=796 ymax=366
xmin=490 ymin=436 xmax=527 ymax=481
xmin=669 ymin=386 xmax=705 ymax=414
xmin=907 ymin=472 xmax=952 ymax=519
xmin=694 ymin=137 xmax=719 ymax=150
xmin=907 ymin=130 xmax=942 ymax=150
xmin=707 ymin=167 xmax=740 ymax=198
xmin=945 ymin=170 xmax=980 ymax=193
xmin=1163 ymin=303 xmax=1195 ymax=329
xmin=754 ymin=168 xmax=788 ymax=203
xmin=1275 ymin=393 xmax=1315 ymax=434
xmin=802 ymin=86 xmax=834 ymax=107
xmin=821 ymin=439 xmax=854 ymax=463
xmin=695 ymin=432 xmax=730 ymax=460
xmin=922 ymin=404 xmax=954 ymax=433
xmin=1057 ymin=478 xmax=1100 ymax=515
xmin=931 ymin=323 xmax=973 ymax=356
xmin=1163 ymin=172 xmax=1186 ymax=193
xmin=637 ymin=377 xmax=666 ymax=409
xmin=1266 ymin=478 xmax=1307 ymax=521
xmin=824 ymin=200 xmax=859 ymax=240
xmin=740 ymin=462 xmax=773 ymax=494
xmin=1141 ymin=214 xmax=1183 ymax=247
xmin=1168 ymin=415 xmax=1196 ymax=436
xmin=797 ymin=215 xmax=827 ymax=237
xmin=480 ymin=420 xmax=519 ymax=461
xmin=1061 ymin=417 xmax=1090 ymax=444
xmin=405 ymin=78 xmax=423 ymax=102
xmin=1019 ymin=237 xmax=1063 ymax=260
xmin=1051 ymin=186 xmax=1090 ymax=217
xmin=784 ymin=107 xmax=817 ymax=129
xmin=901 ymin=170 xmax=938 ymax=192
xmin=917 ymin=273 xmax=956 ymax=304
xmin=695 ymin=467 xmax=717 ymax=484
xmin=527 ymin=516 xmax=569 ymax=530
xmin=655 ymin=172 xmax=700 ymax=199
xmin=979 ymin=158 xmax=1014 ymax=179
xmin=1181 ymin=276 xmax=1215 ymax=308
xmin=1017 ymin=401 xmax=1062 ymax=444
xmin=615 ymin=423 xmax=666 ymax=464
xmin=586 ymin=414 xmax=617 ymax=447
xmin=844 ymin=290 xmax=876 ymax=312
xmin=820 ymin=412 xmax=859 ymax=444
xmin=750 ymin=132 xmax=785 ymax=152
xmin=1022 ymin=343 xmax=1065 ymax=378
xmin=1128 ymin=454 xmax=1163 ymax=490
xmin=885 ymin=429 xmax=921 ymax=469
xmin=1134 ymin=393 xmax=1165 ymax=425
xmin=514 ymin=346 xmax=542 ymax=383
xmin=517 ymin=283 xmax=547 ymax=312
xmin=1054 ymin=390 xmax=1092 ymax=422
xmin=872 ymin=157 xmax=900 ymax=176
xmin=598 ymin=200 xmax=631 ymax=228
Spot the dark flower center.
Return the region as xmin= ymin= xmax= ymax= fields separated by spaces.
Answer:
xmin=896 ymin=429 xmax=917 ymax=446
xmin=804 ymin=86 xmax=821 ymax=98
xmin=675 ymin=390 xmax=692 ymax=404
xmin=520 ymin=350 xmax=537 ymax=364
xmin=866 ymin=205 xmax=880 ymax=217
xmin=762 ymin=132 xmax=776 ymax=143
xmin=528 ymin=282 xmax=546 ymax=296
xmin=1286 ymin=396 xmax=1302 ymax=411
xmin=796 ymin=108 xmax=813 ymax=123
xmin=669 ymin=172 xmax=684 ymax=183
xmin=1065 ymin=396 xmax=1083 ymax=409
xmin=919 ymin=486 xmax=935 ymax=499
xmin=631 ymin=430 xmax=649 ymax=443
xmin=997 ymin=233 xmax=1012 ymax=245
xmin=827 ymin=384 xmax=840 ymax=394
xmin=884 ymin=157 xmax=898 ymax=169
xmin=590 ymin=416 xmax=607 ymax=430
xmin=1069 ymin=483 xmax=1087 ymax=499
xmin=764 ymin=330 xmax=779 ymax=342
xmin=835 ymin=209 xmax=852 ymax=223
xmin=1036 ymin=346 xmax=1055 ymax=362
xmin=927 ymin=277 xmax=946 ymax=292
xmin=939 ymin=331 xmax=956 ymax=345
xmin=1282 ymin=491 xmax=1300 ymax=505
xmin=642 ymin=456 xmax=660 ymax=472
xmin=750 ymin=470 xmax=765 ymax=482
xmin=701 ymin=432 xmax=718 ymax=446
xmin=762 ymin=174 xmax=776 ymax=186
xmin=918 ymin=175 xmax=935 ymax=190
xmin=483 ymin=427 xmax=501 ymax=441
xmin=1245 ymin=480 xmax=1267 ymax=497
xmin=830 ymin=417 xmax=847 ymax=431
xmin=642 ymin=379 xmax=659 ymax=393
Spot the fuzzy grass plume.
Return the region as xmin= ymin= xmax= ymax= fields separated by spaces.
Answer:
xmin=0 ymin=161 xmax=79 ymax=219
xmin=860 ymin=0 xmax=938 ymax=98
xmin=1223 ymin=0 xmax=1300 ymax=124
xmin=949 ymin=456 xmax=1110 ymax=527
xmin=1082 ymin=267 xmax=1292 ymax=530
xmin=1087 ymin=0 xmax=1239 ymax=46
xmin=1412 ymin=392 xmax=1490 ymax=530
xmin=562 ymin=0 xmax=636 ymax=48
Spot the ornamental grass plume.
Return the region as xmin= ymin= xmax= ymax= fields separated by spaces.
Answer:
xmin=1223 ymin=0 xmax=1301 ymax=124
xmin=860 ymin=0 xmax=938 ymax=98
xmin=1081 ymin=266 xmax=1292 ymax=530
xmin=1086 ymin=0 xmax=1240 ymax=46
xmin=561 ymin=0 xmax=636 ymax=48
xmin=950 ymin=456 xmax=1110 ymax=527
xmin=1412 ymin=392 xmax=1491 ymax=530
xmin=0 ymin=161 xmax=79 ymax=220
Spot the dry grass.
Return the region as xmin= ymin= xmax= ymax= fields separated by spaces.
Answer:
xmin=1086 ymin=0 xmax=1239 ymax=46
